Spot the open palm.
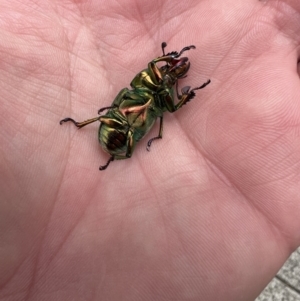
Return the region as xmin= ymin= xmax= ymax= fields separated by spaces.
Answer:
xmin=1 ymin=1 xmax=300 ymax=300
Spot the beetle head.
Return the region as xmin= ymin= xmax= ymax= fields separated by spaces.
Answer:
xmin=163 ymin=57 xmax=191 ymax=80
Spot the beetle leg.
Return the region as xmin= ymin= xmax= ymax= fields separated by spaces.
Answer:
xmin=112 ymin=88 xmax=130 ymax=106
xmin=98 ymin=88 xmax=129 ymax=114
xmin=147 ymin=61 xmax=164 ymax=84
xmin=162 ymin=79 xmax=210 ymax=112
xmin=98 ymin=105 xmax=117 ymax=115
xmin=99 ymin=156 xmax=115 ymax=171
xmin=192 ymin=79 xmax=211 ymax=91
xmin=59 ymin=116 xmax=100 ymax=128
xmin=146 ymin=116 xmax=163 ymax=151
xmin=99 ymin=116 xmax=124 ymax=127
xmin=126 ymin=130 xmax=135 ymax=157
xmin=175 ymin=79 xmax=211 ymax=110
xmin=175 ymin=80 xmax=191 ymax=100
xmin=175 ymin=80 xmax=181 ymax=99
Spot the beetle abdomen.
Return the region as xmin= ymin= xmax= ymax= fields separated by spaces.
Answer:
xmin=99 ymin=125 xmax=127 ymax=155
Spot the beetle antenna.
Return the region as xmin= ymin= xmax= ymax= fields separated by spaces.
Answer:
xmin=177 ymin=45 xmax=196 ymax=57
xmin=161 ymin=42 xmax=167 ymax=56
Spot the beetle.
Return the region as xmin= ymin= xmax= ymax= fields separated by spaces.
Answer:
xmin=60 ymin=42 xmax=210 ymax=170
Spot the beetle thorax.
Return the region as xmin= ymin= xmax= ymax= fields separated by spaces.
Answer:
xmin=162 ymin=73 xmax=176 ymax=88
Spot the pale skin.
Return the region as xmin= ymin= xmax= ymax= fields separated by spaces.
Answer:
xmin=0 ymin=0 xmax=300 ymax=300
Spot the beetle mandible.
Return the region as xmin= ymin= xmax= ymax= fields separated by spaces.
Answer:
xmin=60 ymin=42 xmax=211 ymax=170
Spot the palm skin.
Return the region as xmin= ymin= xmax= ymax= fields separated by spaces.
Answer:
xmin=1 ymin=0 xmax=300 ymax=300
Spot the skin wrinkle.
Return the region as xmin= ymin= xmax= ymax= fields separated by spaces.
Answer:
xmin=57 ymin=12 xmax=81 ymax=198
xmin=28 ymin=188 xmax=94 ymax=288
xmin=251 ymin=147 xmax=300 ymax=185
xmin=140 ymin=165 xmax=173 ymax=276
xmin=181 ymin=14 xmax=298 ymax=246
xmin=0 ymin=226 xmax=48 ymax=292
xmin=3 ymin=80 xmax=62 ymax=120
xmin=24 ymin=127 xmax=59 ymax=167
xmin=201 ymin=142 xmax=289 ymax=254
xmin=236 ymin=132 xmax=287 ymax=171
xmin=224 ymin=130 xmax=291 ymax=189
xmin=20 ymin=179 xmax=66 ymax=301
xmin=14 ymin=10 xmax=73 ymax=297
xmin=264 ymin=0 xmax=300 ymax=47
xmin=258 ymin=138 xmax=298 ymax=174
xmin=203 ymin=156 xmax=234 ymax=189
xmin=132 ymin=3 xmax=155 ymax=40
xmin=22 ymin=239 xmax=45 ymax=301
xmin=252 ymin=169 xmax=297 ymax=188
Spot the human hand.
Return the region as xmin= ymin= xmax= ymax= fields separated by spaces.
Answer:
xmin=1 ymin=1 xmax=300 ymax=300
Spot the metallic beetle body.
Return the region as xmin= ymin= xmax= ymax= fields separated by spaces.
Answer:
xmin=60 ymin=42 xmax=210 ymax=170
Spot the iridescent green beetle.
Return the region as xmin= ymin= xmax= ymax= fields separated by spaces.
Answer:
xmin=60 ymin=42 xmax=210 ymax=170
